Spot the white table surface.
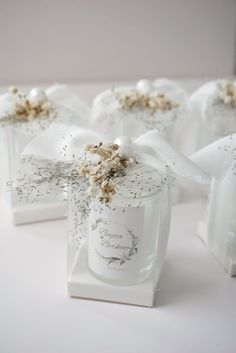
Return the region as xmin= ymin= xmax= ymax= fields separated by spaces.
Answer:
xmin=0 ymin=80 xmax=236 ymax=353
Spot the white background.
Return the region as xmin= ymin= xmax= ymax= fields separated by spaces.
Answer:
xmin=0 ymin=0 xmax=235 ymax=84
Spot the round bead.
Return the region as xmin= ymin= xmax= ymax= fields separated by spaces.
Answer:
xmin=136 ymin=79 xmax=151 ymax=94
xmin=28 ymin=87 xmax=47 ymax=104
xmin=114 ymin=136 xmax=134 ymax=157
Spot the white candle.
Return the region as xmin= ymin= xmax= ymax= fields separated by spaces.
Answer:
xmin=88 ymin=190 xmax=162 ymax=285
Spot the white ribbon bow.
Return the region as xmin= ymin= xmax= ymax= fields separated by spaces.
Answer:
xmin=22 ymin=122 xmax=210 ymax=185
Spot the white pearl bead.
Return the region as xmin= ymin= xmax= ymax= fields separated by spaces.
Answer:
xmin=28 ymin=87 xmax=47 ymax=104
xmin=136 ymin=79 xmax=151 ymax=94
xmin=114 ymin=136 xmax=134 ymax=157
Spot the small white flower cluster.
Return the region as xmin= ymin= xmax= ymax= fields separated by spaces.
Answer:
xmin=115 ymin=89 xmax=178 ymax=114
xmin=1 ymin=87 xmax=57 ymax=126
xmin=218 ymin=82 xmax=236 ymax=108
xmin=78 ymin=142 xmax=136 ymax=203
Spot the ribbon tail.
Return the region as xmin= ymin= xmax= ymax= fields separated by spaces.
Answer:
xmin=153 ymin=181 xmax=171 ymax=284
xmin=18 ymin=123 xmax=103 ymax=202
xmin=22 ymin=122 xmax=102 ymax=162
xmin=135 ymin=151 xmax=168 ymax=173
xmin=46 ymin=84 xmax=91 ymax=126
xmin=134 ymin=130 xmax=210 ymax=184
xmin=190 ymin=134 xmax=236 ymax=179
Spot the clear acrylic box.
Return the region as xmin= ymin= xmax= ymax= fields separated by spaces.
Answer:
xmin=191 ymin=133 xmax=236 ymax=276
xmin=190 ymin=80 xmax=236 ymax=152
xmin=67 ymin=176 xmax=171 ymax=306
xmin=91 ymin=79 xmax=188 ymax=150
xmin=2 ymin=124 xmax=66 ymax=225
xmin=0 ymin=85 xmax=90 ymax=224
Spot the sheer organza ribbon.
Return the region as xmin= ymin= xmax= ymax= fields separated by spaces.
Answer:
xmin=191 ymin=134 xmax=236 ymax=269
xmin=22 ymin=122 xmax=210 ymax=184
xmin=191 ymin=133 xmax=236 ymax=179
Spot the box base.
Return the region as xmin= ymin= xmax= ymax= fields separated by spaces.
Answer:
xmin=171 ymin=184 xmax=181 ymax=204
xmin=68 ymin=242 xmax=157 ymax=307
xmin=198 ymin=221 xmax=236 ymax=276
xmin=12 ymin=201 xmax=67 ymax=225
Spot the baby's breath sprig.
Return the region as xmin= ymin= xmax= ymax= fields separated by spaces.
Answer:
xmin=0 ymin=87 xmax=57 ymax=127
xmin=218 ymin=82 xmax=236 ymax=108
xmin=78 ymin=142 xmax=136 ymax=203
xmin=114 ymin=90 xmax=179 ymax=114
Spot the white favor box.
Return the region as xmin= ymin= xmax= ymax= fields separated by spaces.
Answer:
xmin=92 ymin=78 xmax=188 ymax=151
xmin=197 ymin=175 xmax=236 ymax=277
xmin=2 ymin=125 xmax=66 ymax=225
xmin=191 ymin=134 xmax=236 ymax=276
xmin=66 ymin=166 xmax=171 ymax=306
xmin=0 ymin=85 xmax=90 ymax=225
xmin=190 ymin=80 xmax=236 ymax=152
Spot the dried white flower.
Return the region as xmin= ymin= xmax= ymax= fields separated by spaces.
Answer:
xmin=78 ymin=143 xmax=136 ymax=203
xmin=115 ymin=89 xmax=179 ymax=114
xmin=218 ymin=82 xmax=236 ymax=108
xmin=0 ymin=87 xmax=57 ymax=127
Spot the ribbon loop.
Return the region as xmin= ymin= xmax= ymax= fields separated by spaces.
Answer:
xmin=22 ymin=123 xmax=210 ymax=185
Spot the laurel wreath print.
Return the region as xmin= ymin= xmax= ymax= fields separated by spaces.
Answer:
xmin=91 ymin=218 xmax=138 ymax=266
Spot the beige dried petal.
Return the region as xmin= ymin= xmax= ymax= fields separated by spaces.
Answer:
xmin=9 ymin=86 xmax=18 ymax=94
xmin=115 ymin=89 xmax=178 ymax=113
xmin=80 ymin=142 xmax=136 ymax=203
xmin=219 ymin=82 xmax=236 ymax=108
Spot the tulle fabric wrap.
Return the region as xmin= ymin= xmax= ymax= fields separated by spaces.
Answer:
xmin=17 ymin=122 xmax=209 ymax=242
xmin=190 ymin=80 xmax=236 ymax=151
xmin=91 ymin=79 xmax=188 ymax=142
xmin=0 ymin=84 xmax=90 ymax=134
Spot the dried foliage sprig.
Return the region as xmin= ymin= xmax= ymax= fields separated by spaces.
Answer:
xmin=7 ymin=157 xmax=78 ymax=203
xmin=9 ymin=147 xmax=170 ymax=249
xmin=114 ymin=89 xmax=179 ymax=114
xmin=218 ymin=82 xmax=236 ymax=108
xmin=78 ymin=142 xmax=136 ymax=203
xmin=0 ymin=87 xmax=57 ymax=127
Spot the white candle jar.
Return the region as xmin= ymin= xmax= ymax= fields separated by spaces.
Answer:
xmin=67 ymin=164 xmax=171 ymax=287
xmin=88 ymin=191 xmax=165 ymax=285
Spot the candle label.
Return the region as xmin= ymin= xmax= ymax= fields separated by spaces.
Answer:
xmin=88 ymin=202 xmax=145 ymax=280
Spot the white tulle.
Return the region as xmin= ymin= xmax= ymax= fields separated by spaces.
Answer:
xmin=91 ymin=79 xmax=188 ymax=141
xmin=22 ymin=123 xmax=210 ymax=184
xmin=190 ymin=80 xmax=236 ymax=135
xmin=191 ymin=133 xmax=236 ymax=178
xmin=190 ymin=133 xmax=236 ymax=275
xmin=0 ymin=84 xmax=90 ymax=134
